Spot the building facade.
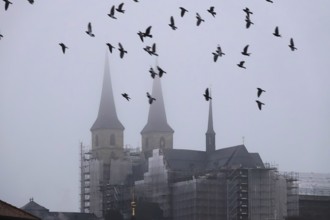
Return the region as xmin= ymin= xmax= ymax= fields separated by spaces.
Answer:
xmin=81 ymin=55 xmax=300 ymax=220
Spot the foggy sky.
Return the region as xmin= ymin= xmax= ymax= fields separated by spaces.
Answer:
xmin=1 ymin=0 xmax=329 ymax=212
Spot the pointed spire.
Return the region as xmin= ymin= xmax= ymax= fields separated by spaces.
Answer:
xmin=207 ymin=99 xmax=215 ymax=134
xmin=90 ymin=53 xmax=124 ymax=131
xmin=141 ymin=76 xmax=173 ymax=134
xmin=206 ymin=99 xmax=216 ymax=152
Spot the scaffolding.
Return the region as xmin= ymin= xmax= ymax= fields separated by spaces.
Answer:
xmin=80 ymin=143 xmax=91 ymax=213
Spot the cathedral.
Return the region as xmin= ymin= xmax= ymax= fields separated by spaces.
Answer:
xmin=80 ymin=55 xmax=299 ymax=220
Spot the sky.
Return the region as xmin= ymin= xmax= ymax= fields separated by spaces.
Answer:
xmin=1 ymin=0 xmax=330 ymax=213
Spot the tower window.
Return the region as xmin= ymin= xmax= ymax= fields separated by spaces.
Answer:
xmin=110 ymin=134 xmax=115 ymax=146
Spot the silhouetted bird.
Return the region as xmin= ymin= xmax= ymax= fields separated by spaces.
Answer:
xmin=216 ymin=45 xmax=225 ymax=56
xmin=108 ymin=5 xmax=117 ymax=19
xmin=169 ymin=16 xmax=177 ymax=30
xmin=0 ymin=34 xmax=3 ymax=39
xmin=143 ymin=26 xmax=152 ymax=38
xmin=257 ymin=88 xmax=266 ymax=97
xmin=121 ymin=93 xmax=131 ymax=101
xmin=245 ymin=17 xmax=254 ymax=29
xmin=106 ymin=43 xmax=115 ymax=53
xmin=146 ymin=92 xmax=156 ymax=104
xmin=212 ymin=45 xmax=225 ymax=62
xmin=273 ymin=26 xmax=281 ymax=37
xmin=59 ymin=43 xmax=68 ymax=54
xmin=243 ymin=7 xmax=253 ymax=15
xmin=116 ymin=3 xmax=125 ymax=13
xmin=144 ymin=43 xmax=158 ymax=56
xmin=3 ymin=0 xmax=12 ymax=10
xmin=149 ymin=67 xmax=157 ymax=78
xmin=289 ymin=38 xmax=297 ymax=51
xmin=266 ymin=0 xmax=273 ymax=3
xmin=138 ymin=26 xmax=152 ymax=42
xmin=86 ymin=22 xmax=95 ymax=37
xmin=179 ymin=7 xmax=188 ymax=17
xmin=157 ymin=66 xmax=166 ymax=78
xmin=237 ymin=61 xmax=246 ymax=69
xmin=203 ymin=88 xmax=212 ymax=101
xmin=196 ymin=13 xmax=205 ymax=26
xmin=242 ymin=45 xmax=251 ymax=56
xmin=133 ymin=0 xmax=138 ymax=2
xmin=118 ymin=43 xmax=127 ymax=58
xmin=256 ymin=100 xmax=265 ymax=110
xmin=27 ymin=0 xmax=34 ymax=4
xmin=207 ymin=6 xmax=216 ymax=17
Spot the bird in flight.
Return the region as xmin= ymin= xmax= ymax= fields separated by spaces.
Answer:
xmin=59 ymin=43 xmax=68 ymax=54
xmin=265 ymin=0 xmax=273 ymax=3
xmin=27 ymin=0 xmax=34 ymax=4
xmin=179 ymin=7 xmax=188 ymax=17
xmin=256 ymin=100 xmax=265 ymax=110
xmin=245 ymin=16 xmax=254 ymax=29
xmin=106 ymin=43 xmax=115 ymax=53
xmin=138 ymin=26 xmax=152 ymax=42
xmin=273 ymin=26 xmax=281 ymax=37
xmin=144 ymin=43 xmax=158 ymax=56
xmin=118 ymin=43 xmax=127 ymax=58
xmin=237 ymin=61 xmax=246 ymax=69
xmin=146 ymin=92 xmax=156 ymax=104
xmin=169 ymin=16 xmax=177 ymax=30
xmin=3 ymin=0 xmax=12 ymax=11
xmin=149 ymin=67 xmax=158 ymax=79
xmin=212 ymin=45 xmax=225 ymax=62
xmin=242 ymin=45 xmax=251 ymax=56
xmin=257 ymin=88 xmax=266 ymax=97
xmin=207 ymin=6 xmax=216 ymax=17
xmin=86 ymin=22 xmax=95 ymax=37
xmin=108 ymin=5 xmax=117 ymax=19
xmin=0 ymin=34 xmax=3 ymax=39
xmin=121 ymin=93 xmax=131 ymax=101
xmin=196 ymin=13 xmax=205 ymax=26
xmin=289 ymin=38 xmax=297 ymax=51
xmin=157 ymin=66 xmax=166 ymax=78
xmin=203 ymin=88 xmax=212 ymax=101
xmin=116 ymin=3 xmax=125 ymax=13
xmin=243 ymin=7 xmax=253 ymax=15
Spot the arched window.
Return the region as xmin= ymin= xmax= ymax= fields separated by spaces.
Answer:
xmin=110 ymin=134 xmax=115 ymax=146
xmin=94 ymin=135 xmax=99 ymax=147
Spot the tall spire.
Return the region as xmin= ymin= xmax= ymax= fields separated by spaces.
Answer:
xmin=90 ymin=54 xmax=124 ymax=131
xmin=206 ymin=99 xmax=216 ymax=152
xmin=141 ymin=76 xmax=173 ymax=134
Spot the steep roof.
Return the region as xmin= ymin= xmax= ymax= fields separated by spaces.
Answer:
xmin=20 ymin=200 xmax=48 ymax=212
xmin=0 ymin=200 xmax=40 ymax=220
xmin=141 ymin=76 xmax=174 ymax=134
xmin=163 ymin=145 xmax=264 ymax=173
xmin=90 ymin=54 xmax=124 ymax=131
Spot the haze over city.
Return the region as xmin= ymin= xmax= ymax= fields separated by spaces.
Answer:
xmin=0 ymin=0 xmax=329 ymax=212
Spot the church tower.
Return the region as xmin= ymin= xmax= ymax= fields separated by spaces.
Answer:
xmin=141 ymin=76 xmax=174 ymax=157
xmin=90 ymin=54 xmax=125 ymax=161
xmin=206 ymin=99 xmax=216 ymax=153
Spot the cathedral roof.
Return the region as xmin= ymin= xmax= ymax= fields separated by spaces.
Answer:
xmin=163 ymin=145 xmax=264 ymax=172
xmin=91 ymin=54 xmax=124 ymax=131
xmin=141 ymin=76 xmax=174 ymax=134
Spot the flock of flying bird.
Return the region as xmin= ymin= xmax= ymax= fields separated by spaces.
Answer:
xmin=1 ymin=0 xmax=298 ymax=110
